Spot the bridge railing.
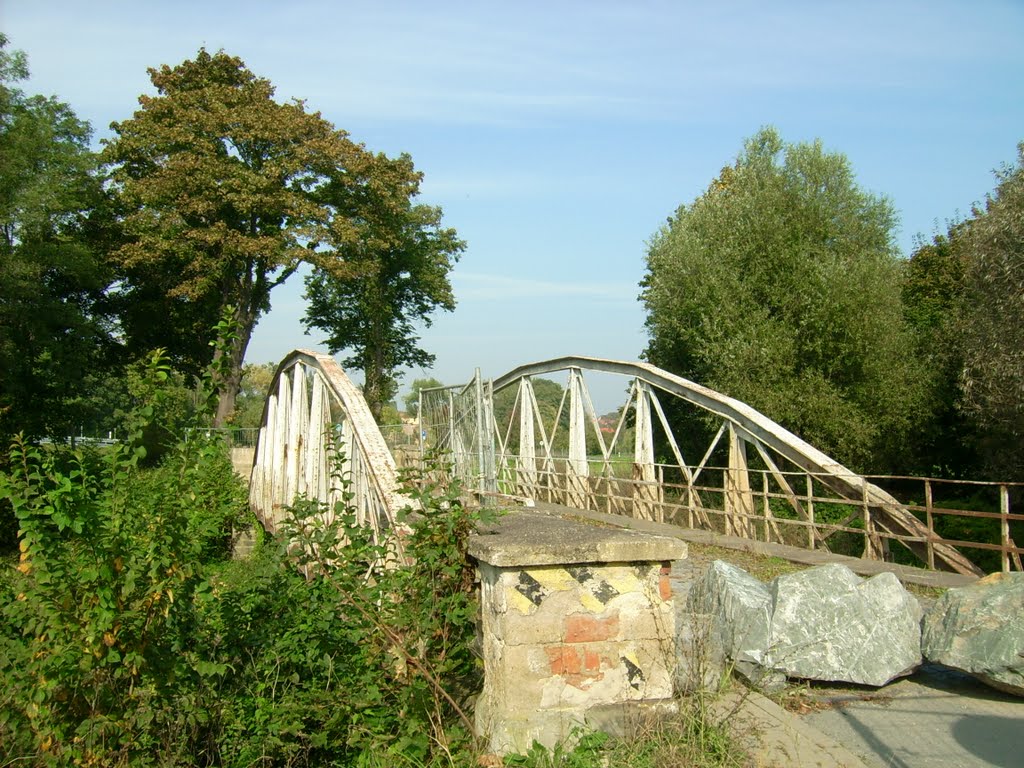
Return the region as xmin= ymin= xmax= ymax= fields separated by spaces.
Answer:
xmin=249 ymin=350 xmax=413 ymax=554
xmin=421 ymin=356 xmax=1009 ymax=576
xmin=865 ymin=475 xmax=1023 ymax=573
xmin=493 ymin=452 xmax=1023 ymax=573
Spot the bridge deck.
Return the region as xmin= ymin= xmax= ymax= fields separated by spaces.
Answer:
xmin=528 ymin=500 xmax=979 ymax=591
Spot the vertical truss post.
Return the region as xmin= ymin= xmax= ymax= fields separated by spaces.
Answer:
xmin=479 ymin=372 xmax=497 ymax=494
xmin=806 ymin=475 xmax=815 ymax=550
xmin=475 ymin=368 xmax=486 ymax=496
xmin=567 ymin=368 xmax=590 ymax=509
xmin=334 ymin=415 xmax=353 ymax=518
xmin=270 ymin=372 xmax=290 ymax=528
xmin=925 ymin=479 xmax=935 ymax=571
xmin=761 ymin=472 xmax=771 ymax=542
xmin=862 ymin=482 xmax=883 ymax=561
xmin=725 ymin=424 xmax=755 ymax=539
xmin=518 ymin=378 xmax=538 ymax=498
xmin=1000 ymin=484 xmax=1010 ymax=573
xmin=632 ymin=380 xmax=659 ymax=522
xmin=250 ymin=388 xmax=277 ymax=527
xmin=305 ymin=373 xmax=327 ymax=506
xmin=285 ymin=362 xmax=308 ymax=503
xmin=447 ymin=387 xmax=465 ymax=486
xmin=448 ymin=388 xmax=456 ymax=456
xmin=417 ymin=389 xmax=425 ymax=464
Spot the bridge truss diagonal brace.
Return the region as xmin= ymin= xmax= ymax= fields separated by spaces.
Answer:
xmin=487 ymin=355 xmax=982 ymax=577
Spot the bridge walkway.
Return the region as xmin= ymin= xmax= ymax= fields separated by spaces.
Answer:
xmin=526 ymin=500 xmax=978 ymax=592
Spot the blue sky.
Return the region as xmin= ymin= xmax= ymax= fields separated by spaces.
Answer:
xmin=4 ymin=1 xmax=1023 ymax=411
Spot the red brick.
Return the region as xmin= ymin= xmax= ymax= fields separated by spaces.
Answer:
xmin=564 ymin=613 xmax=619 ymax=643
xmin=546 ymin=645 xmax=607 ymax=689
xmin=659 ymin=574 xmax=672 ymax=601
xmin=546 ymin=645 xmax=582 ymax=676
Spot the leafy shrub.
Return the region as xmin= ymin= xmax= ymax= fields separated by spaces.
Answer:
xmin=262 ymin=467 xmax=485 ymax=764
xmin=0 ymin=349 xmax=486 ymax=766
xmin=0 ymin=353 xmax=247 ymax=765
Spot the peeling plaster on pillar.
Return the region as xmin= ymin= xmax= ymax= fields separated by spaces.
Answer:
xmin=469 ymin=511 xmax=686 ymax=754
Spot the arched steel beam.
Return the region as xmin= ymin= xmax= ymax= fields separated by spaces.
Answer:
xmin=492 ymin=355 xmax=982 ymax=576
xmin=249 ymin=349 xmax=412 ymax=545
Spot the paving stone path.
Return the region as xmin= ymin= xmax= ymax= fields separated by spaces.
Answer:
xmin=798 ymin=665 xmax=1023 ymax=768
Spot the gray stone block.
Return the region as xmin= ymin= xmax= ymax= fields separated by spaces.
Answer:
xmin=685 ymin=560 xmax=776 ymax=690
xmin=686 ymin=560 xmax=922 ymax=689
xmin=766 ymin=564 xmax=921 ymax=687
xmin=922 ymin=571 xmax=1024 ymax=696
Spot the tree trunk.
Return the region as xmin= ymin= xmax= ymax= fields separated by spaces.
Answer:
xmin=363 ymin=358 xmax=385 ymax=424
xmin=213 ymin=304 xmax=256 ymax=427
xmin=361 ymin=289 xmax=389 ymax=423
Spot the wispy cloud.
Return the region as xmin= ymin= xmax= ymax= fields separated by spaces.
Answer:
xmin=12 ymin=0 xmax=1021 ymax=131
xmin=274 ymin=1 xmax=1017 ymax=125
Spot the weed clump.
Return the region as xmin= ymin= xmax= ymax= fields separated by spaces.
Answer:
xmin=0 ymin=348 xmax=489 ymax=766
xmin=502 ymin=698 xmax=749 ymax=768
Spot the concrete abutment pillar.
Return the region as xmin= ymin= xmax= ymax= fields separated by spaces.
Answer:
xmin=468 ymin=510 xmax=687 ymax=753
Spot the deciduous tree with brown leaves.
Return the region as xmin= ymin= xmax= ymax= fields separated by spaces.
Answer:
xmin=103 ymin=49 xmax=379 ymax=425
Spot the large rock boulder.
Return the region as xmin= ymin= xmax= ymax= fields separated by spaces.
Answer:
xmin=766 ymin=564 xmax=922 ymax=687
xmin=922 ymin=572 xmax=1024 ymax=696
xmin=686 ymin=561 xmax=922 ymax=689
xmin=681 ymin=561 xmax=776 ymax=690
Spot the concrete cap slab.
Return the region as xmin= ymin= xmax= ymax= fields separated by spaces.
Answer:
xmin=468 ymin=510 xmax=687 ymax=567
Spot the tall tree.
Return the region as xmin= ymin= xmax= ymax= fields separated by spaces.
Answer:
xmin=232 ymin=361 xmax=277 ymax=429
xmin=102 ymin=49 xmax=373 ymax=424
xmin=0 ymin=35 xmax=115 ymax=442
xmin=954 ymin=143 xmax=1024 ymax=480
xmin=303 ymin=152 xmax=463 ymax=423
xmin=640 ymin=127 xmax=927 ymax=472
xmin=403 ymin=377 xmax=445 ymax=416
xmin=902 ymin=226 xmax=981 ymax=477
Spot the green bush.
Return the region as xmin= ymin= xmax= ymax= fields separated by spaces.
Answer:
xmin=0 ymin=350 xmax=486 ymax=766
xmin=0 ymin=353 xmax=246 ymax=764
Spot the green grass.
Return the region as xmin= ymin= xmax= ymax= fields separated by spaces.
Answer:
xmin=689 ymin=543 xmax=805 ymax=582
xmin=502 ymin=696 xmax=750 ymax=768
